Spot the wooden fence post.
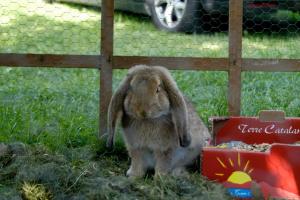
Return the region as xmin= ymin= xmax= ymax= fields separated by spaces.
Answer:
xmin=100 ymin=0 xmax=114 ymax=137
xmin=228 ymin=0 xmax=243 ymax=116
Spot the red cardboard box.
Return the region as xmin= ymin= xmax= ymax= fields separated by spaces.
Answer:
xmin=202 ymin=111 xmax=300 ymax=199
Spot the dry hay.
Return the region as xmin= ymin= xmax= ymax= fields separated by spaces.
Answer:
xmin=0 ymin=142 xmax=230 ymax=200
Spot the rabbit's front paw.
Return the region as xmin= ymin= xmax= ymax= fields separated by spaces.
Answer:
xmin=171 ymin=167 xmax=189 ymax=177
xmin=126 ymin=166 xmax=145 ymax=178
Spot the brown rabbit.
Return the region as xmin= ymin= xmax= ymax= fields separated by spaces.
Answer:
xmin=106 ymin=65 xmax=211 ymax=177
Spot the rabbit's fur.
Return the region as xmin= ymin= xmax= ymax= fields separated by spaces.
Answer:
xmin=107 ymin=65 xmax=211 ymax=177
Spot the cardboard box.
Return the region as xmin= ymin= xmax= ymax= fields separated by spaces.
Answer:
xmin=202 ymin=111 xmax=300 ymax=199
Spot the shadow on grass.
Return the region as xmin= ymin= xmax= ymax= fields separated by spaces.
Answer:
xmin=243 ymin=10 xmax=300 ymax=36
xmin=244 ymin=20 xmax=300 ymax=36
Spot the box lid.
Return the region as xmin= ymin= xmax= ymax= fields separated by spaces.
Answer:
xmin=210 ymin=110 xmax=300 ymax=145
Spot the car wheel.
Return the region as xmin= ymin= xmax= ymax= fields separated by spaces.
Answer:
xmin=147 ymin=0 xmax=201 ymax=33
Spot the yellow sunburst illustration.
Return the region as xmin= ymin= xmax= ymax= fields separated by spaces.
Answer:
xmin=215 ymin=152 xmax=254 ymax=185
xmin=227 ymin=171 xmax=252 ymax=184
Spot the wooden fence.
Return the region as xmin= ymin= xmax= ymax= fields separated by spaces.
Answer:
xmin=0 ymin=0 xmax=300 ymax=137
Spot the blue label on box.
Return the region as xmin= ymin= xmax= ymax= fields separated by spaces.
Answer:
xmin=228 ymin=188 xmax=252 ymax=198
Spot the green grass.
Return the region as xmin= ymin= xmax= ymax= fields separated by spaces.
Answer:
xmin=0 ymin=0 xmax=300 ymax=199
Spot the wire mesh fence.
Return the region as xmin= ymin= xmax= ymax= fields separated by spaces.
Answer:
xmin=240 ymin=1 xmax=300 ymax=116
xmin=0 ymin=0 xmax=300 ymax=137
xmin=242 ymin=0 xmax=300 ymax=59
xmin=0 ymin=0 xmax=101 ymax=55
xmin=113 ymin=1 xmax=229 ymax=57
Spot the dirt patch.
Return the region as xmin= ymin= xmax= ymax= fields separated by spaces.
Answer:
xmin=0 ymin=142 xmax=230 ymax=200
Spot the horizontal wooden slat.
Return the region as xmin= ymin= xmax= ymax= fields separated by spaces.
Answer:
xmin=113 ymin=56 xmax=229 ymax=71
xmin=0 ymin=54 xmax=100 ymax=68
xmin=0 ymin=54 xmax=229 ymax=70
xmin=243 ymin=59 xmax=300 ymax=72
xmin=1 ymin=54 xmax=300 ymax=72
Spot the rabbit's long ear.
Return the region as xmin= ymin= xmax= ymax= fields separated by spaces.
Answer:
xmin=106 ymin=74 xmax=131 ymax=149
xmin=155 ymin=66 xmax=191 ymax=147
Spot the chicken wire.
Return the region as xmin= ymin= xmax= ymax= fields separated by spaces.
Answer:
xmin=0 ymin=0 xmax=100 ymax=55
xmin=1 ymin=0 xmax=299 ymax=59
xmin=114 ymin=0 xmax=229 ymax=57
xmin=0 ymin=0 xmax=300 ymax=129
xmin=242 ymin=0 xmax=300 ymax=59
xmin=241 ymin=1 xmax=300 ymax=116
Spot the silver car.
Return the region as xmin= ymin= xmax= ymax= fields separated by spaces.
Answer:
xmin=47 ymin=0 xmax=300 ymax=32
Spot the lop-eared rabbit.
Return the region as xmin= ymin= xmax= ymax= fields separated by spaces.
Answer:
xmin=106 ymin=65 xmax=211 ymax=177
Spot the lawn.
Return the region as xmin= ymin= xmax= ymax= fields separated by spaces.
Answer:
xmin=0 ymin=0 xmax=300 ymax=199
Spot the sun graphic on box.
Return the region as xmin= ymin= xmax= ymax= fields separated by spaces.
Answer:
xmin=214 ymin=153 xmax=254 ymax=198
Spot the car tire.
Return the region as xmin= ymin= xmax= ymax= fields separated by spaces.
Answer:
xmin=147 ymin=0 xmax=202 ymax=33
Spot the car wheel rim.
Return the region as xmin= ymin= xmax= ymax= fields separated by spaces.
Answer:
xmin=154 ymin=0 xmax=187 ymax=28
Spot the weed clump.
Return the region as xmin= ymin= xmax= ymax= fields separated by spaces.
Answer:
xmin=22 ymin=182 xmax=52 ymax=200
